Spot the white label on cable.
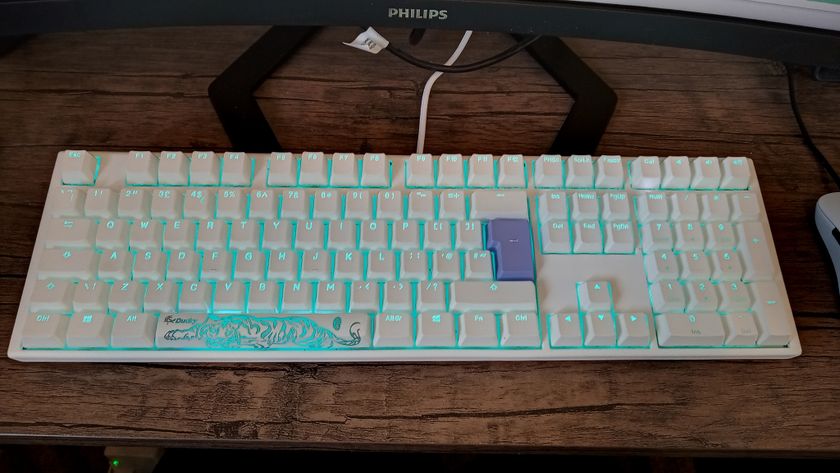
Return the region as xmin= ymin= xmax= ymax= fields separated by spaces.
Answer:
xmin=342 ymin=27 xmax=390 ymax=54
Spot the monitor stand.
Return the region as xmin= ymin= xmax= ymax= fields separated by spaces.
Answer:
xmin=209 ymin=26 xmax=617 ymax=155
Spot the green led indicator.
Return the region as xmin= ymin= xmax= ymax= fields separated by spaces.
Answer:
xmin=112 ymin=459 xmax=120 ymax=467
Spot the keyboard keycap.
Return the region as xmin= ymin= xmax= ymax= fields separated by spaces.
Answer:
xmin=458 ymin=312 xmax=498 ymax=347
xmin=374 ymin=312 xmax=413 ymax=347
xmin=44 ymin=218 xmax=96 ymax=248
xmin=383 ymin=281 xmax=411 ymax=311
xmin=500 ymin=312 xmax=540 ymax=347
xmin=361 ymin=153 xmax=389 ymax=187
xmin=66 ymin=312 xmax=113 ymax=348
xmin=573 ymin=221 xmax=602 ymax=253
xmin=157 ymin=313 xmax=371 ymax=349
xmin=30 ymin=280 xmax=74 ymax=312
xmin=470 ymin=190 xmax=528 ymax=219
xmin=549 ymin=313 xmax=582 ymax=347
xmin=539 ymin=192 xmax=568 ymax=223
xmin=449 ymin=281 xmax=537 ymax=311
xmin=267 ymin=152 xmax=297 ymax=186
xmin=416 ymin=280 xmax=445 ymax=311
xmin=534 ymin=155 xmax=564 ymax=188
xmin=617 ymin=313 xmax=651 ymax=347
xmin=150 ymin=189 xmax=183 ymax=219
xmin=722 ymin=312 xmax=758 ymax=346
xmin=732 ymin=193 xmax=760 ymax=221
xmin=345 ymin=190 xmax=372 ymax=220
xmin=656 ymin=312 xmax=725 ymax=347
xmin=158 ymin=151 xmax=189 ymax=185
xmin=467 ymin=154 xmax=494 ymax=187
xmin=22 ymin=312 xmax=70 ymax=348
xmin=701 ymin=193 xmax=730 ymax=222
xmin=641 ymin=222 xmax=672 ymax=253
xmin=437 ymin=154 xmax=465 ymax=187
xmin=650 ymin=280 xmax=685 ymax=313
xmin=577 ymin=280 xmax=612 ymax=311
xmin=416 ymin=312 xmax=456 ymax=347
xmin=118 ymin=189 xmax=150 ymax=219
xmin=350 ymin=281 xmax=379 ymax=311
xmin=595 ymin=155 xmax=624 ymax=188
xmin=84 ymin=188 xmax=118 ymax=218
xmin=432 ymin=252 xmax=460 ymax=280
xmin=183 ymin=189 xmax=215 ymax=219
xmin=670 ymin=193 xmax=699 ymax=221
xmin=604 ymin=221 xmax=635 ymax=254
xmin=299 ymin=151 xmax=328 ymax=186
xmin=190 ymin=151 xmax=220 ymax=185
xmin=40 ymin=248 xmax=98 ymax=280
xmin=691 ymin=157 xmax=721 ymax=189
xmin=631 ymin=156 xmax=661 ymax=189
xmin=60 ymin=150 xmax=97 ymax=185
xmin=541 ymin=220 xmax=571 ymax=253
xmin=636 ymin=193 xmax=669 ymax=223
xmin=464 ymin=250 xmax=493 ymax=280
xmin=750 ymin=282 xmax=793 ymax=346
xmin=661 ymin=156 xmax=691 ymax=189
xmin=53 ymin=188 xmax=86 ymax=217
xmin=331 ymin=152 xmax=358 ymax=186
xmin=486 ymin=218 xmax=535 ymax=281
xmin=584 ymin=312 xmax=615 ymax=346
xmin=72 ymin=281 xmax=110 ymax=312
xmin=737 ymin=222 xmax=776 ymax=281
xmin=498 ymin=154 xmax=525 ymax=187
xmin=111 ymin=312 xmax=157 ymax=348
xmin=126 ymin=151 xmax=158 ymax=185
xmin=406 ymin=153 xmax=434 ymax=187
xmin=571 ymin=192 xmax=599 ymax=220
xmin=566 ymin=155 xmax=594 ymax=188
xmin=720 ymin=157 xmax=751 ymax=189
xmin=602 ymin=192 xmax=630 ymax=221
xmin=393 ymin=220 xmax=420 ymax=249
xmin=377 ymin=190 xmax=403 ymax=219
xmin=455 ymin=220 xmax=483 ymax=249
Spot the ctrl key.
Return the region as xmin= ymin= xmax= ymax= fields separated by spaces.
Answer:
xmin=501 ymin=312 xmax=541 ymax=347
xmin=22 ymin=313 xmax=70 ymax=348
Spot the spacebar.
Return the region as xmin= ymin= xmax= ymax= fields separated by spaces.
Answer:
xmin=155 ymin=313 xmax=371 ymax=349
xmin=449 ymin=281 xmax=537 ymax=311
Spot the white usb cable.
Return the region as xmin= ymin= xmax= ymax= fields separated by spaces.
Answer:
xmin=416 ymin=31 xmax=473 ymax=154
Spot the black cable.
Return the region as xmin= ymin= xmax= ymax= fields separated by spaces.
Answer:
xmin=384 ymin=35 xmax=542 ymax=73
xmin=786 ymin=64 xmax=840 ymax=189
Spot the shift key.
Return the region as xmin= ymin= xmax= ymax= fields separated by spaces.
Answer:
xmin=450 ymin=281 xmax=537 ymax=311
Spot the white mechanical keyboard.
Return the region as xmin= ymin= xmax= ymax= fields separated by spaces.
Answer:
xmin=8 ymin=150 xmax=801 ymax=361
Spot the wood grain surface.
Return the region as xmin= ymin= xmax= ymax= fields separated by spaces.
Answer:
xmin=1 ymin=26 xmax=839 ymax=454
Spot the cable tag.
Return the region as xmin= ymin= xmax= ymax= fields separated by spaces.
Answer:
xmin=342 ymin=27 xmax=390 ymax=54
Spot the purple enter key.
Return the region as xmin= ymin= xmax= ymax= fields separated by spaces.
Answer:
xmin=486 ymin=218 xmax=535 ymax=281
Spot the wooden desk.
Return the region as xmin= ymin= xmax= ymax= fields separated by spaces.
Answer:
xmin=1 ymin=26 xmax=839 ymax=455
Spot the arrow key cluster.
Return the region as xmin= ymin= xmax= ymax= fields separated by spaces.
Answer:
xmin=549 ymin=279 xmax=651 ymax=348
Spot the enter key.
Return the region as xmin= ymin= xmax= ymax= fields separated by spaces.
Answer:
xmin=486 ymin=218 xmax=536 ymax=281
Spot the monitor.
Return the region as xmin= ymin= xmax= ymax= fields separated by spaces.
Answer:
xmin=1 ymin=0 xmax=839 ymax=67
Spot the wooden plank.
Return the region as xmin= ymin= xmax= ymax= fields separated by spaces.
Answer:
xmin=1 ymin=26 xmax=840 ymax=452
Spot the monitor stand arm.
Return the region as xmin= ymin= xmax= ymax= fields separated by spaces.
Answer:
xmin=209 ymin=26 xmax=617 ymax=154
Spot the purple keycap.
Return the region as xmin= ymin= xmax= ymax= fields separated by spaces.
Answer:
xmin=485 ymin=218 xmax=535 ymax=281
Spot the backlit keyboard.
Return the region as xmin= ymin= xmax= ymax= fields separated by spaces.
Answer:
xmin=8 ymin=150 xmax=800 ymax=361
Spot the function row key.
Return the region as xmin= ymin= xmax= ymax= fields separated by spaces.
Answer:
xmin=110 ymin=151 xmax=391 ymax=187
xmin=405 ymin=154 xmax=527 ymax=188
xmin=535 ymin=154 xmax=625 ymax=189
xmin=630 ymin=156 xmax=750 ymax=190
